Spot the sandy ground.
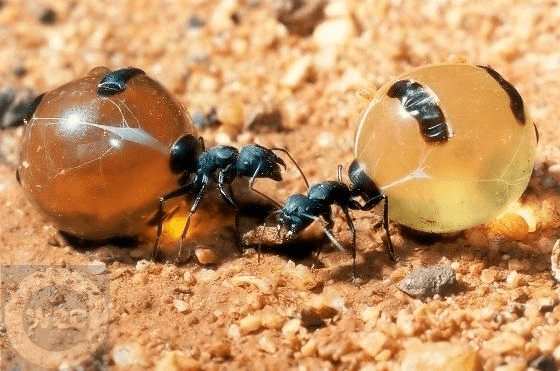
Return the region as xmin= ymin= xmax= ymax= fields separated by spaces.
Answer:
xmin=1 ymin=1 xmax=560 ymax=370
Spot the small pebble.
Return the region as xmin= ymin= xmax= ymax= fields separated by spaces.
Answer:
xmin=239 ymin=313 xmax=262 ymax=335
xmin=214 ymin=131 xmax=233 ymax=145
xmin=281 ymin=318 xmax=301 ymax=337
xmin=480 ymin=268 xmax=498 ymax=284
xmin=259 ymin=309 xmax=285 ymax=330
xmin=38 ymin=7 xmax=57 ymax=24
xmin=286 ymin=263 xmax=319 ymax=291
xmin=485 ymin=332 xmax=525 ymax=354
xmin=208 ymin=340 xmax=231 ymax=359
xmin=197 ymin=268 xmax=218 ymax=282
xmin=358 ymin=305 xmax=380 ymax=323
xmin=486 ymin=213 xmax=529 ymax=241
xmin=155 ymin=351 xmax=201 ymax=371
xmin=258 ymin=336 xmax=277 ymax=353
xmin=228 ymin=324 xmax=241 ymax=340
xmin=246 ymin=108 xmax=283 ymax=133
xmin=306 ymin=293 xmax=345 ymax=317
xmin=112 ymin=343 xmax=146 ymax=366
xmin=317 ymin=131 xmax=335 ymax=148
xmin=537 ymin=330 xmax=557 ymax=354
xmin=553 ymin=345 xmax=560 ymax=365
xmin=400 ymin=342 xmax=481 ymax=371
xmin=230 ymin=275 xmax=274 ymax=294
xmin=186 ymin=15 xmax=205 ymax=29
xmin=506 ymin=271 xmax=526 ymax=288
xmin=192 ymin=108 xmax=220 ymax=129
xmin=194 ymin=246 xmax=219 ymax=265
xmin=275 ymin=0 xmax=326 ymax=36
xmin=174 ymin=299 xmax=190 ymax=313
xmin=397 ymin=265 xmax=457 ymax=299
xmin=281 ymin=55 xmax=313 ymax=88
xmin=136 ymin=259 xmax=151 ymax=273
xmin=538 ymin=296 xmax=558 ymax=313
xmin=313 ymin=18 xmax=355 ymax=47
xmin=87 ymin=260 xmax=106 ymax=274
xmin=183 ymin=271 xmax=197 ymax=285
xmin=547 ymin=164 xmax=560 ymax=184
xmin=300 ymin=338 xmax=318 ymax=357
xmin=356 ymin=332 xmax=388 ymax=358
xmin=208 ymin=0 xmax=238 ymax=32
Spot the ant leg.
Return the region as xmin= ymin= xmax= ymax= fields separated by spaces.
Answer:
xmin=226 ymin=183 xmax=245 ymax=253
xmin=152 ymin=183 xmax=195 ymax=260
xmin=357 ymin=194 xmax=397 ymax=262
xmin=300 ymin=213 xmax=344 ymax=269
xmin=341 ymin=206 xmax=357 ymax=280
xmin=381 ymin=195 xmax=397 ymax=262
xmin=177 ymin=213 xmax=194 ymax=262
xmin=216 ymin=174 xmax=247 ymax=254
xmin=152 ymin=197 xmax=166 ymax=260
xmin=247 ymin=162 xmax=282 ymax=208
xmin=271 ymin=148 xmax=309 ymax=189
xmin=177 ymin=182 xmax=208 ymax=262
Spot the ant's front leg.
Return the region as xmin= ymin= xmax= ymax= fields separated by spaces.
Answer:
xmin=217 ymin=166 xmax=247 ymax=253
xmin=176 ymin=181 xmax=209 ymax=262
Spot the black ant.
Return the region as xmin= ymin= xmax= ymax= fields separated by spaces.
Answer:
xmin=151 ymin=134 xmax=308 ymax=261
xmin=264 ymin=160 xmax=396 ymax=279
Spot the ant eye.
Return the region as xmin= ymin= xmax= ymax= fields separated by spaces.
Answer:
xmin=169 ymin=134 xmax=203 ymax=174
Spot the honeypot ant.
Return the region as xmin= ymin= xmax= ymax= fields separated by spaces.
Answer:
xmin=263 ymin=160 xmax=396 ymax=279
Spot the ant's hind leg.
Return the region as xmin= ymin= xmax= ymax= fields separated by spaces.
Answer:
xmin=176 ymin=213 xmax=194 ymax=263
xmin=176 ymin=183 xmax=208 ymax=263
xmin=152 ymin=197 xmax=166 ymax=261
xmin=382 ymin=195 xmax=398 ymax=262
xmin=341 ymin=207 xmax=358 ymax=280
xmin=216 ymin=182 xmax=245 ymax=253
xmin=152 ymin=184 xmax=195 ymax=260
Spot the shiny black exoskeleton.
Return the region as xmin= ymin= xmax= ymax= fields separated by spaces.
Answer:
xmin=273 ymin=160 xmax=396 ymax=278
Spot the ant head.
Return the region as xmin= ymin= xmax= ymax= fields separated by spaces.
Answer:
xmin=169 ymin=134 xmax=204 ymax=174
xmin=348 ymin=159 xmax=381 ymax=200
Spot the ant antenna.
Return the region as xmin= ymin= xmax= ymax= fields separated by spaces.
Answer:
xmin=271 ymin=148 xmax=310 ymax=189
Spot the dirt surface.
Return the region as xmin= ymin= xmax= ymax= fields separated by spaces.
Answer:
xmin=1 ymin=1 xmax=560 ymax=370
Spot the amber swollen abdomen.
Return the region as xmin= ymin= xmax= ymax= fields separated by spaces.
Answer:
xmin=354 ymin=64 xmax=537 ymax=233
xmin=18 ymin=67 xmax=195 ymax=239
